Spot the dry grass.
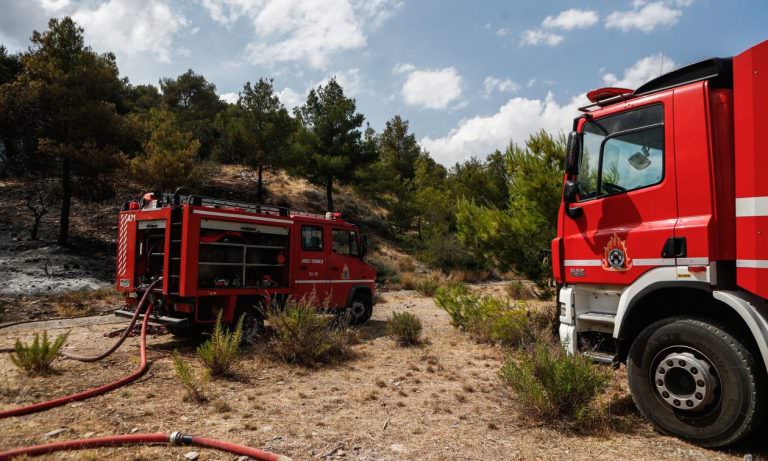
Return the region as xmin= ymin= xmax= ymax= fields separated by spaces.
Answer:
xmin=0 ymin=288 xmax=754 ymax=461
xmin=52 ymin=287 xmax=118 ymax=317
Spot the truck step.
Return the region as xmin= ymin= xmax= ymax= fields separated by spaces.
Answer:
xmin=583 ymin=350 xmax=614 ymax=365
xmin=577 ymin=311 xmax=616 ymax=325
xmin=114 ymin=309 xmax=189 ymax=327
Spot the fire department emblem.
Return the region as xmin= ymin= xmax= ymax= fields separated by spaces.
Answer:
xmin=602 ymin=234 xmax=632 ymax=271
xmin=341 ymin=264 xmax=350 ymax=280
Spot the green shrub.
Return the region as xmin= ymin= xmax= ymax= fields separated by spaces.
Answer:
xmin=10 ymin=331 xmax=69 ymax=375
xmin=435 ymin=284 xmax=548 ymax=347
xmin=499 ymin=342 xmax=610 ymax=422
xmin=401 ymin=272 xmax=442 ymax=296
xmin=266 ymin=297 xmax=354 ymax=366
xmin=173 ymin=350 xmax=208 ymax=402
xmin=387 ymin=311 xmax=423 ymax=346
xmin=196 ymin=311 xmax=243 ymax=377
xmin=506 ymin=280 xmax=531 ymax=300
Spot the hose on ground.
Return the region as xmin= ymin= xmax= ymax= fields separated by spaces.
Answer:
xmin=61 ymin=285 xmax=156 ymax=362
xmin=0 ymin=431 xmax=291 ymax=461
xmin=0 ymin=279 xmax=160 ymax=418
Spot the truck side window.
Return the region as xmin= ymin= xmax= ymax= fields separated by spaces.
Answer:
xmin=301 ymin=225 xmax=323 ymax=251
xmin=600 ymin=127 xmax=663 ymax=193
xmin=578 ymin=104 xmax=663 ymax=200
xmin=332 ymin=230 xmax=359 ymax=256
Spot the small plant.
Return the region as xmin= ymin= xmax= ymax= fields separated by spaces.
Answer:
xmin=10 ymin=331 xmax=69 ymax=375
xmin=506 ymin=280 xmax=531 ymax=300
xmin=266 ymin=297 xmax=353 ymax=366
xmin=173 ymin=350 xmax=208 ymax=402
xmin=386 ymin=311 xmax=423 ymax=346
xmin=435 ymin=283 xmax=550 ymax=348
xmin=499 ymin=342 xmax=610 ymax=423
xmin=401 ymin=272 xmax=442 ymax=296
xmin=196 ymin=311 xmax=243 ymax=377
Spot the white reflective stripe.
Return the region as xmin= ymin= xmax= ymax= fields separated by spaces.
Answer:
xmin=677 ymin=257 xmax=709 ymax=266
xmin=295 ymin=280 xmax=375 ymax=284
xmin=564 ymin=259 xmax=601 ymax=266
xmin=736 ymin=260 xmax=768 ymax=268
xmin=193 ymin=209 xmax=291 ymax=224
xmin=564 ymin=258 xmax=706 ymax=267
xmin=633 ymin=258 xmax=676 ymax=266
xmin=736 ymin=196 xmax=768 ymax=217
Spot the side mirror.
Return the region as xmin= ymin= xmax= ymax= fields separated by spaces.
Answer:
xmin=565 ymin=131 xmax=581 ymax=176
xmin=563 ymin=180 xmax=583 ymax=218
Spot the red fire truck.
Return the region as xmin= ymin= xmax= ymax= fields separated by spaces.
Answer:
xmin=554 ymin=40 xmax=768 ymax=446
xmin=114 ymin=193 xmax=377 ymax=339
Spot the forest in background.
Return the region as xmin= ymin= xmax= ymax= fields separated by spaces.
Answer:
xmin=0 ymin=17 xmax=567 ymax=284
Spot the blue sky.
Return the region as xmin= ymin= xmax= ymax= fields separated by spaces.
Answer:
xmin=1 ymin=0 xmax=767 ymax=165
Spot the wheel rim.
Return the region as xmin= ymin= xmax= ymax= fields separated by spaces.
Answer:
xmin=651 ymin=347 xmax=720 ymax=412
xmin=350 ymin=300 xmax=366 ymax=323
xmin=240 ymin=311 xmax=258 ymax=342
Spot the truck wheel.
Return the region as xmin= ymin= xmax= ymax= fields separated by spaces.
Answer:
xmin=346 ymin=292 xmax=372 ymax=326
xmin=233 ymin=305 xmax=264 ymax=344
xmin=627 ymin=317 xmax=763 ymax=447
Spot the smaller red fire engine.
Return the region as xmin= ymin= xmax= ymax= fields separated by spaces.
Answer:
xmin=114 ymin=192 xmax=377 ymax=339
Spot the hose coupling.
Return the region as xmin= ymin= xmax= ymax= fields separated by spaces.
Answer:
xmin=169 ymin=431 xmax=193 ymax=445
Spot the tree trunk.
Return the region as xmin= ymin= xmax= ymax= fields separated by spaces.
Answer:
xmin=257 ymin=165 xmax=264 ymax=203
xmin=58 ymin=157 xmax=71 ymax=246
xmin=326 ymin=176 xmax=333 ymax=212
xmin=31 ymin=216 xmax=41 ymax=240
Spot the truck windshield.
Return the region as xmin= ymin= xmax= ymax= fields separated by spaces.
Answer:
xmin=579 ymin=104 xmax=663 ymax=199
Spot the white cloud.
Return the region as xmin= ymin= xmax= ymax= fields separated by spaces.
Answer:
xmin=73 ymin=0 xmax=188 ymax=63
xmin=200 ymin=0 xmax=401 ymax=69
xmin=422 ymin=92 xmax=584 ymax=165
xmin=392 ymin=62 xmax=416 ymax=74
xmin=482 ymin=76 xmax=520 ymax=97
xmin=495 ymin=27 xmax=511 ymax=38
xmin=39 ymin=0 xmax=70 ymax=13
xmin=276 ymin=87 xmax=303 ymax=109
xmin=422 ymin=52 xmax=679 ymax=165
xmin=527 ymin=78 xmax=537 ymax=88
xmin=606 ymin=2 xmax=683 ymax=33
xmin=310 ymin=68 xmax=364 ymax=97
xmin=520 ymin=29 xmax=563 ymax=47
xmin=400 ymin=67 xmax=463 ymax=110
xmin=519 ymin=8 xmax=597 ymax=47
xmin=601 ymin=52 xmax=677 ymax=89
xmin=542 ymin=9 xmax=598 ymax=30
xmin=220 ymin=92 xmax=239 ymax=104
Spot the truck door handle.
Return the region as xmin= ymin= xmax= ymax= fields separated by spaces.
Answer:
xmin=661 ymin=237 xmax=687 ymax=258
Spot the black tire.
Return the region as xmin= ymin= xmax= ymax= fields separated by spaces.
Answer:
xmin=233 ymin=304 xmax=265 ymax=344
xmin=627 ymin=317 xmax=763 ymax=447
xmin=346 ymin=292 xmax=373 ymax=326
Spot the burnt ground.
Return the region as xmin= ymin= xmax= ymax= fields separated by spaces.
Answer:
xmin=1 ymin=288 xmax=765 ymax=461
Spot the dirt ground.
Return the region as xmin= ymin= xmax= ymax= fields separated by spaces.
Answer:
xmin=1 ymin=289 xmax=765 ymax=461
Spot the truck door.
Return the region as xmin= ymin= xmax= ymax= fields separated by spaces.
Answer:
xmin=562 ymin=100 xmax=678 ymax=286
xmin=294 ymin=223 xmax=330 ymax=303
xmin=329 ymin=227 xmax=364 ymax=307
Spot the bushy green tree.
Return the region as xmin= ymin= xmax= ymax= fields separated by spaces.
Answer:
xmin=456 ymin=130 xmax=565 ymax=282
xmin=214 ymin=78 xmax=296 ymax=201
xmin=160 ymin=69 xmax=223 ymax=159
xmin=130 ymin=108 xmax=203 ymax=191
xmin=7 ymin=17 xmax=129 ymax=245
xmin=294 ymin=78 xmax=376 ymax=211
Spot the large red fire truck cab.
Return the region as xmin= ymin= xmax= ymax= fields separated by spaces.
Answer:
xmin=555 ymin=40 xmax=768 ymax=447
xmin=115 ymin=193 xmax=376 ymax=338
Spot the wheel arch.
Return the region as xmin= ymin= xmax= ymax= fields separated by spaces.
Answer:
xmin=346 ymin=285 xmax=373 ymax=307
xmin=615 ymin=283 xmax=768 ymax=377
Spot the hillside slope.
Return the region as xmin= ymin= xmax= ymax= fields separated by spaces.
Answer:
xmin=0 ymin=165 xmax=415 ymax=300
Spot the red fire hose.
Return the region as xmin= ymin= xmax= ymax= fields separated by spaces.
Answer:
xmin=61 ymin=283 xmax=156 ymax=362
xmin=0 ymin=278 xmax=291 ymax=460
xmin=0 ymin=281 xmax=157 ymax=418
xmin=0 ymin=431 xmax=291 ymax=461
